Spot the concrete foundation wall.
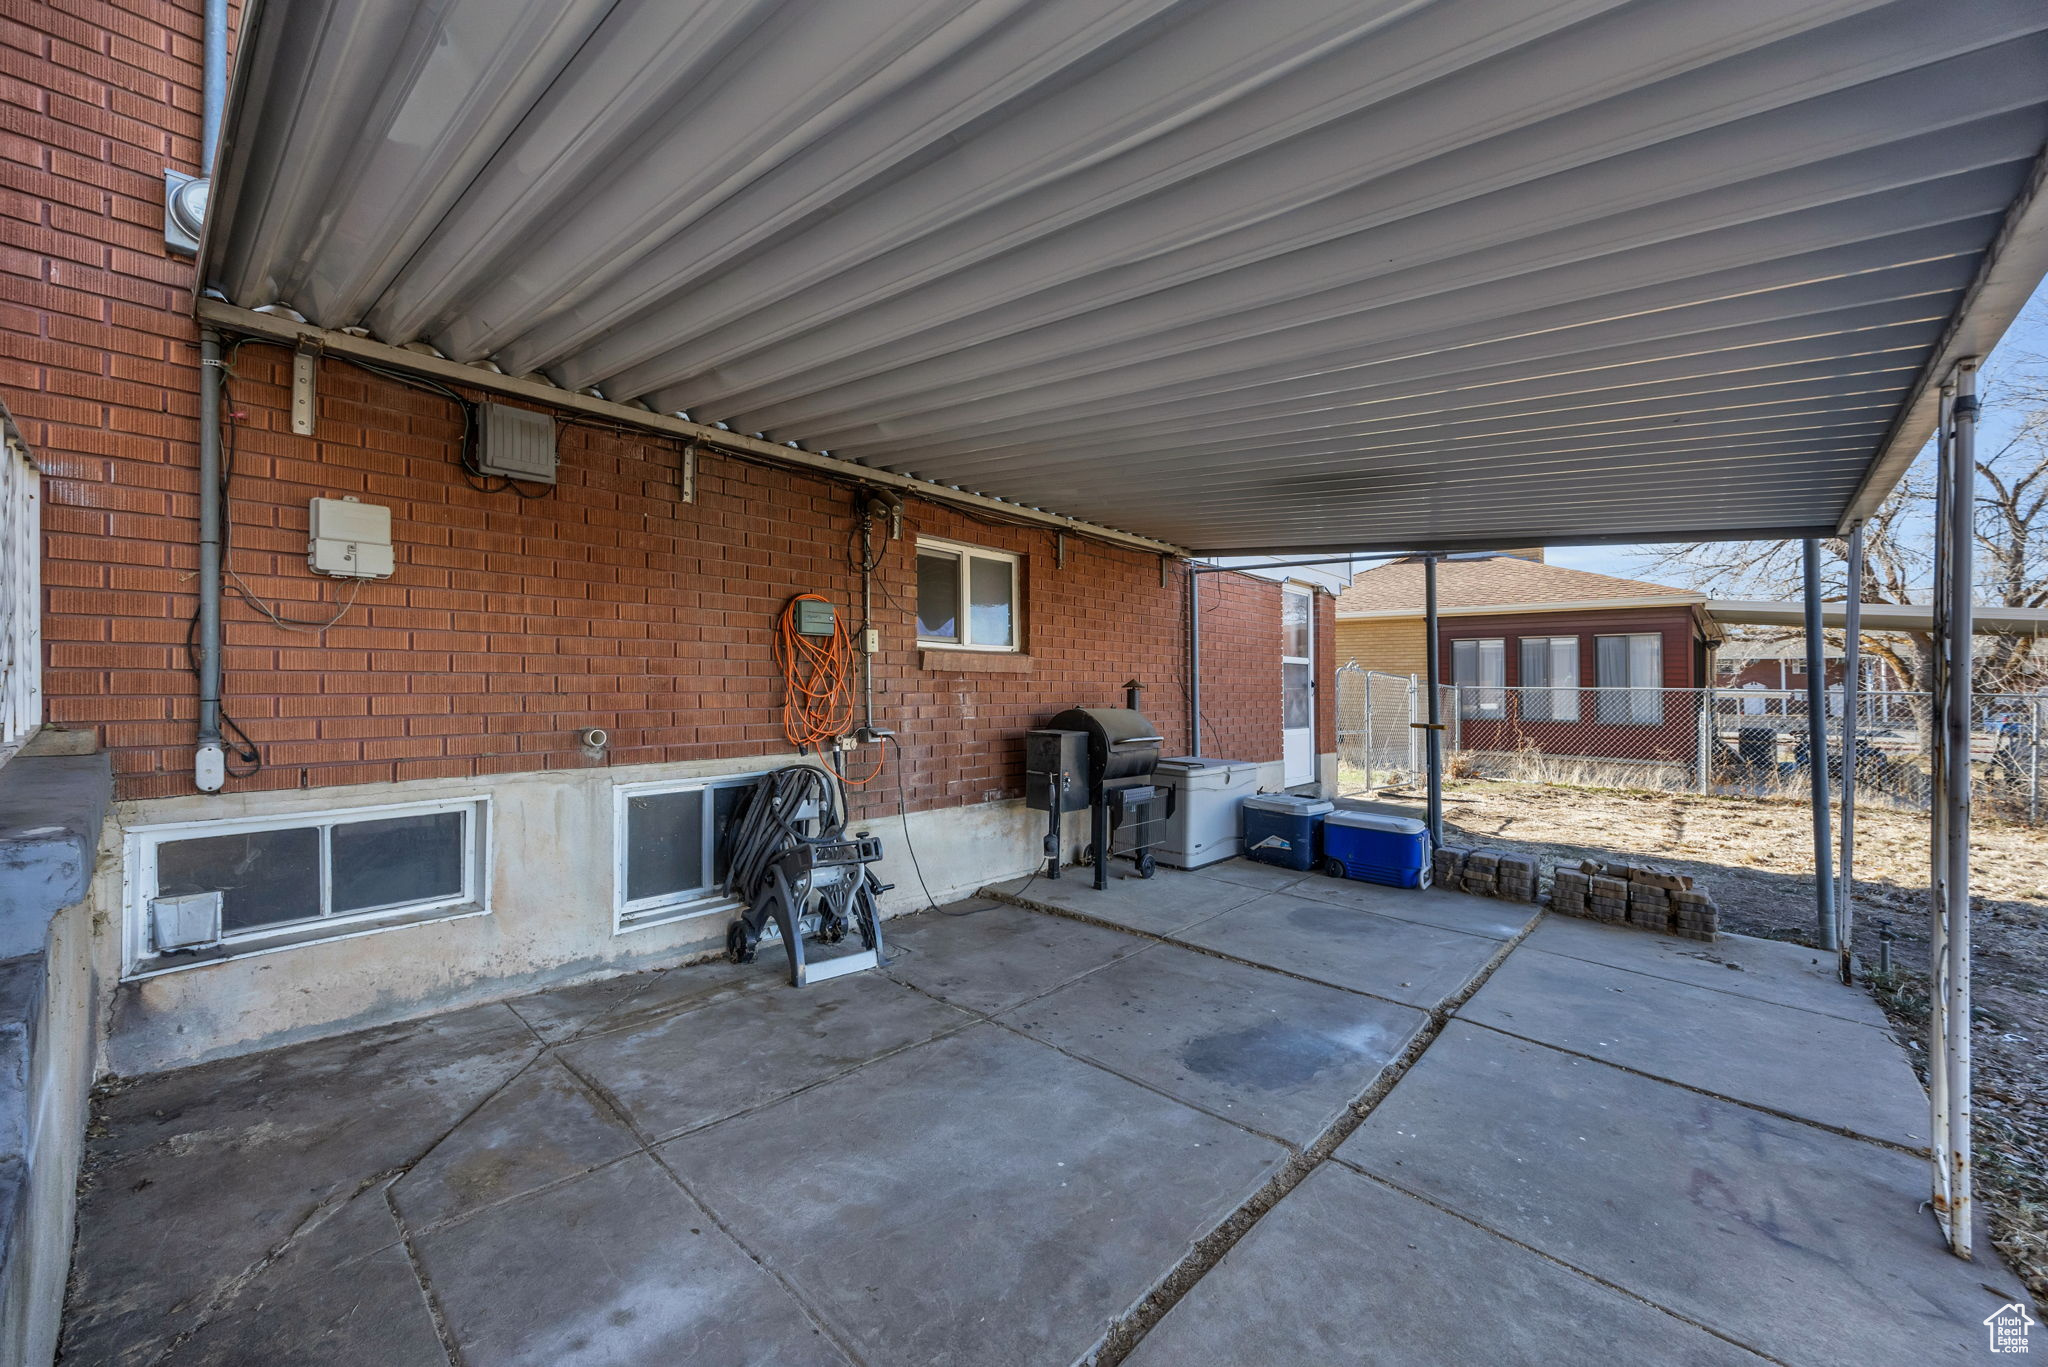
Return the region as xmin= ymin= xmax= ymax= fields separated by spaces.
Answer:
xmin=92 ymin=748 xmax=1334 ymax=1076
xmin=0 ymin=901 xmax=96 ymax=1367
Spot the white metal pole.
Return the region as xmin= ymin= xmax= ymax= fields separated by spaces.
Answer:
xmin=1839 ymin=522 xmax=1864 ymax=983
xmin=1803 ymin=539 xmax=1838 ymax=952
xmin=1941 ymin=361 xmax=1979 ymax=1258
xmin=1424 ymin=558 xmax=1444 ymax=845
xmin=1928 ymin=385 xmax=1955 ymax=1242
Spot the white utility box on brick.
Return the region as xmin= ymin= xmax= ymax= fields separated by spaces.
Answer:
xmin=307 ymin=496 xmax=394 ymax=578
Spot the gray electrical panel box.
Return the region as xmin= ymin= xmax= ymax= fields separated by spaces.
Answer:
xmin=476 ymin=402 xmax=558 ymax=483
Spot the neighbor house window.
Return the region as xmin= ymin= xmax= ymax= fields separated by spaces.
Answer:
xmin=1451 ymin=638 xmax=1505 ymax=718
xmin=614 ymin=772 xmax=762 ymax=932
xmin=1518 ymin=636 xmax=1580 ymax=722
xmin=125 ymin=798 xmax=489 ymax=977
xmin=1596 ymin=633 xmax=1664 ymax=724
xmin=916 ymin=538 xmax=1020 ymax=650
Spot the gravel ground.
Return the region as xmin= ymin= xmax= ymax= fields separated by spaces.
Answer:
xmin=1360 ymin=777 xmax=2048 ymax=1304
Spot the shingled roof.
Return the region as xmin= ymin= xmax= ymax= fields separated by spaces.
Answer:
xmin=1336 ymin=556 xmax=1702 ymax=618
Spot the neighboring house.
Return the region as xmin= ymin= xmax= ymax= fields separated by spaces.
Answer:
xmin=1334 ymin=553 xmax=1720 ymax=767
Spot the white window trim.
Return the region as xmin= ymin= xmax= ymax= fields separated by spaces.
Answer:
xmin=915 ymin=536 xmax=1022 ymax=652
xmin=1 ymin=431 xmax=40 ymax=768
xmin=612 ymin=770 xmax=766 ymax=934
xmin=123 ymin=795 xmax=493 ymax=980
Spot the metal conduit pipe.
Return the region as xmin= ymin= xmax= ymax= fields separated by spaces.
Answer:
xmin=1802 ymin=539 xmax=1837 ymax=952
xmin=201 ymin=0 xmax=227 ymax=176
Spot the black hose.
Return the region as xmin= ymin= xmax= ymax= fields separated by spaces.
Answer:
xmin=722 ymin=764 xmax=847 ymax=901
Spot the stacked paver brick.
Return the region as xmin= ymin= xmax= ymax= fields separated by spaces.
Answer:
xmin=1545 ymin=858 xmax=1717 ymax=941
xmin=1430 ymin=846 xmax=1540 ymax=903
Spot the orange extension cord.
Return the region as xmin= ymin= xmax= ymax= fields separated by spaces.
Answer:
xmin=773 ymin=594 xmax=883 ymax=784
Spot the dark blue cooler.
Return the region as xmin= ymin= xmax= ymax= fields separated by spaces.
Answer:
xmin=1323 ymin=811 xmax=1431 ymax=888
xmin=1241 ymin=795 xmax=1333 ymax=871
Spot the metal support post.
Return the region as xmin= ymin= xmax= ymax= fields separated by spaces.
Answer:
xmin=1802 ymin=538 xmax=1837 ymax=952
xmin=1839 ymin=522 xmax=1864 ymax=982
xmin=1928 ymin=385 xmax=1955 ymax=1253
xmin=1188 ymin=565 xmax=1201 ymax=755
xmin=1934 ymin=362 xmax=1979 ymax=1259
xmin=1423 ymin=557 xmax=1444 ymax=845
xmin=2030 ymin=698 xmax=2041 ymax=826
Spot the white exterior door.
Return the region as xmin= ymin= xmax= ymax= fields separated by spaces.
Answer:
xmin=1281 ymin=585 xmax=1314 ymax=787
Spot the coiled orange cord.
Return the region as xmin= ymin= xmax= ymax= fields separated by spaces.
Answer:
xmin=773 ymin=594 xmax=884 ymax=784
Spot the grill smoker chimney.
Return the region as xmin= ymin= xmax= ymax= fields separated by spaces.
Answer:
xmin=1124 ymin=679 xmax=1144 ymax=713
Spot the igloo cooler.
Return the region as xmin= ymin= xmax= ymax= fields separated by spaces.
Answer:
xmin=1241 ymin=794 xmax=1333 ymax=872
xmin=1323 ymin=811 xmax=1432 ymax=888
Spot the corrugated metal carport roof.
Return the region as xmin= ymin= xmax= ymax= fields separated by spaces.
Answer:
xmin=204 ymin=0 xmax=2048 ymax=554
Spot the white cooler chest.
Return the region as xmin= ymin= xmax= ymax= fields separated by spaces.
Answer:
xmin=1152 ymin=757 xmax=1263 ymax=868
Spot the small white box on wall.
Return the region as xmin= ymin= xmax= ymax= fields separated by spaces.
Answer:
xmin=307 ymin=496 xmax=394 ymax=578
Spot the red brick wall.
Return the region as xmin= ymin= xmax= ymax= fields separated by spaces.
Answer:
xmin=0 ymin=0 xmax=1317 ymax=814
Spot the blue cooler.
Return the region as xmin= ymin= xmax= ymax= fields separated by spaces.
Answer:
xmin=1241 ymin=795 xmax=1333 ymax=871
xmin=1323 ymin=811 xmax=1431 ymax=888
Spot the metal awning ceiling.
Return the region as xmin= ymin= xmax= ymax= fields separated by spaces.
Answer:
xmin=206 ymin=0 xmax=2048 ymax=554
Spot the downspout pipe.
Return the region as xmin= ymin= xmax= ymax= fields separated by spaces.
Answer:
xmin=1188 ymin=567 xmax=1201 ymax=754
xmin=202 ymin=0 xmax=228 ymax=175
xmin=195 ymin=326 xmax=225 ymax=791
xmin=193 ymin=1 xmax=229 ymax=791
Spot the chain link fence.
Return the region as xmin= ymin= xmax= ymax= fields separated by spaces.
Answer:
xmin=1335 ymin=664 xmax=2046 ymax=823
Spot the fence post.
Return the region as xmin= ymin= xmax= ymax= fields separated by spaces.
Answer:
xmin=1362 ymin=670 xmax=1374 ymax=790
xmin=1697 ymin=686 xmax=1713 ymax=795
xmin=2032 ymin=698 xmax=2042 ymax=826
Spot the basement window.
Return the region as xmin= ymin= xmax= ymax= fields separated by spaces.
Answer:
xmin=916 ymin=538 xmax=1020 ymax=650
xmin=613 ymin=772 xmax=761 ymax=933
xmin=124 ymin=798 xmax=490 ymax=978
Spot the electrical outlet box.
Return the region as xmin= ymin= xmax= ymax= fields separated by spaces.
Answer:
xmin=864 ymin=627 xmax=880 ymax=653
xmin=476 ymin=402 xmax=557 ymax=483
xmin=151 ymin=891 xmax=222 ymax=952
xmin=308 ymin=497 xmax=394 ymax=579
xmin=795 ymin=599 xmax=836 ymax=636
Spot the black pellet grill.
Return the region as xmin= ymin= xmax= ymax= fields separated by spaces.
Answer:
xmin=1027 ymin=694 xmax=1164 ymax=889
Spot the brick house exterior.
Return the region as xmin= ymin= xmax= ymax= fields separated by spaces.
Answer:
xmin=0 ymin=0 xmax=1337 ymax=1071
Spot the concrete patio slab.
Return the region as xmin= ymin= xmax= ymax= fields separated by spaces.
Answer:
xmin=881 ymin=898 xmax=1154 ymax=1011
xmin=559 ymin=970 xmax=967 ymax=1141
xmin=1173 ymin=892 xmax=1509 ymax=1011
xmin=61 ymin=1003 xmax=539 ymax=1367
xmin=162 ymin=1242 xmax=448 ymax=1367
xmin=1003 ymin=943 xmax=1428 ymax=1144
xmin=1457 ymin=949 xmax=1928 ymax=1148
xmin=660 ymin=1023 xmax=1286 ymax=1367
xmin=1126 ymin=1163 xmax=1765 ymax=1367
xmin=987 ymin=866 xmax=1263 ymax=938
xmin=502 ymin=968 xmax=667 ymax=1043
xmin=1286 ymin=875 xmax=1541 ymax=941
xmin=415 ymin=1154 xmax=853 ymax=1367
xmin=569 ymin=952 xmax=778 ymax=1040
xmin=393 ymin=1055 xmax=640 ymax=1230
xmin=1184 ymin=858 xmax=1311 ymax=893
xmin=1524 ymin=917 xmax=1891 ymax=1027
xmin=1338 ymin=1023 xmax=2010 ymax=1367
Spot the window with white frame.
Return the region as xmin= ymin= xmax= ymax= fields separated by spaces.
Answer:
xmin=1451 ymin=638 xmax=1505 ymax=718
xmin=1595 ymin=633 xmax=1664 ymax=724
xmin=916 ymin=538 xmax=1020 ymax=650
xmin=614 ymin=772 xmax=761 ymax=931
xmin=125 ymin=798 xmax=489 ymax=976
xmin=1518 ymin=636 xmax=1580 ymax=722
